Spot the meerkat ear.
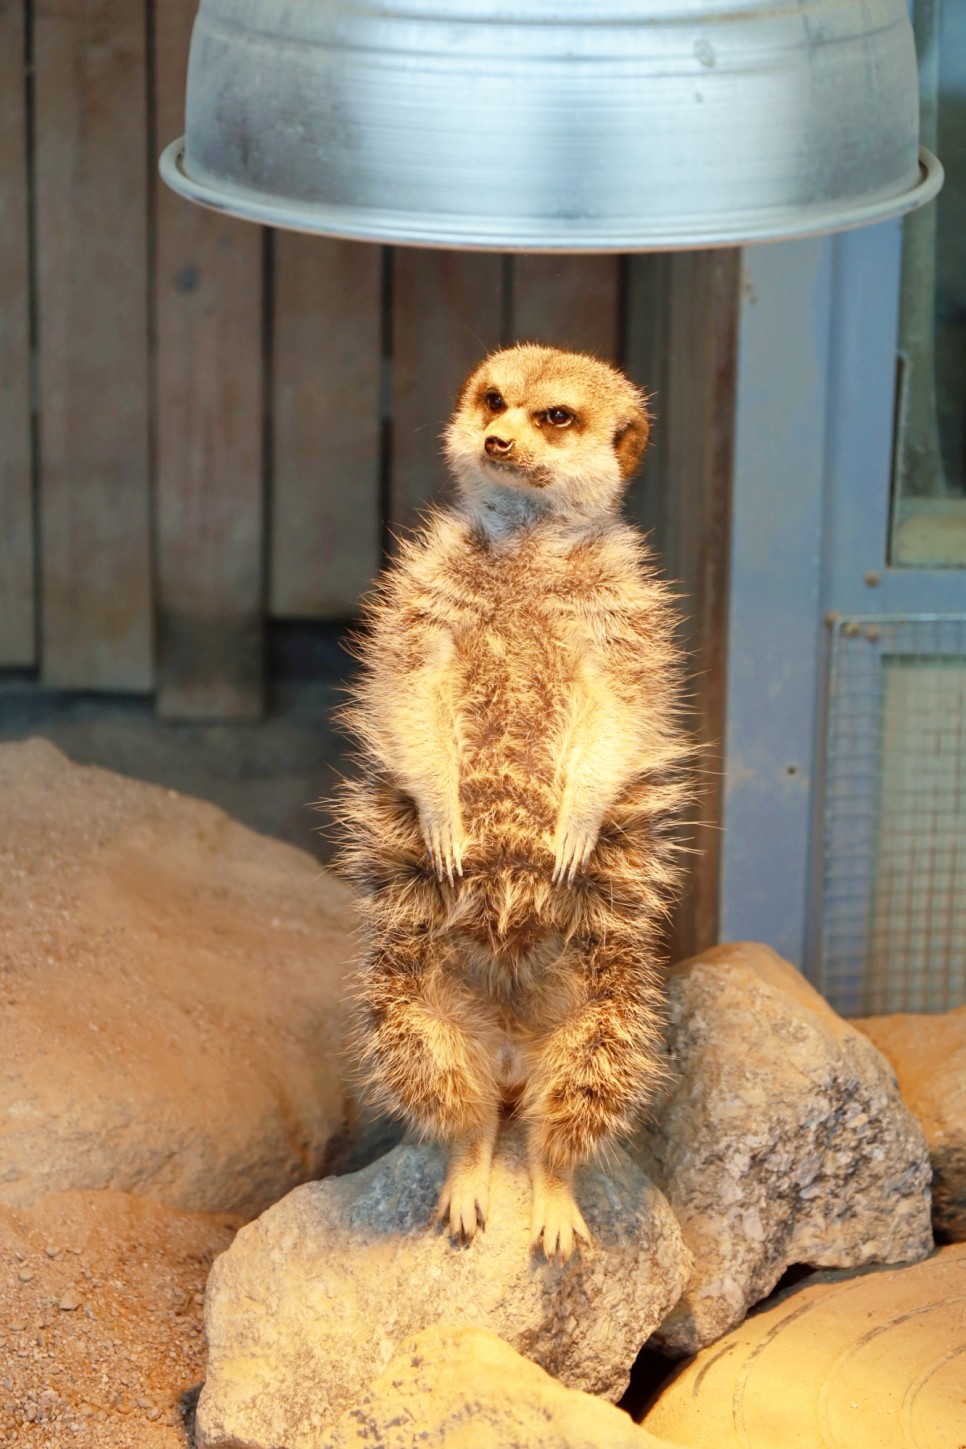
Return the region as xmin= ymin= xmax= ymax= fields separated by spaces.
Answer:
xmin=613 ymin=405 xmax=651 ymax=480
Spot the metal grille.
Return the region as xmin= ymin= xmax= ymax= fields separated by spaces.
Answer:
xmin=819 ymin=615 xmax=966 ymax=1016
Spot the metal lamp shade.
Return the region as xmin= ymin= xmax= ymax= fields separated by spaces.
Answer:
xmin=159 ymin=0 xmax=943 ymax=251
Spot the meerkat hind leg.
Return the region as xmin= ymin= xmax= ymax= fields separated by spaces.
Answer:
xmin=437 ymin=1117 xmax=499 ymax=1245
xmin=528 ymin=1133 xmax=591 ymax=1263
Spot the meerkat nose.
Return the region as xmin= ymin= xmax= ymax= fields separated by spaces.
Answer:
xmin=484 ymin=435 xmax=514 ymax=457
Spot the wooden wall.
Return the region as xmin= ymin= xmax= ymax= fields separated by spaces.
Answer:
xmin=0 ymin=0 xmax=737 ymax=950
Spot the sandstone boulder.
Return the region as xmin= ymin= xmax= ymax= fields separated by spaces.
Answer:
xmin=642 ymin=1245 xmax=966 ymax=1449
xmin=0 ymin=739 xmax=361 ymax=1219
xmin=853 ymin=1007 xmax=966 ymax=1242
xmin=632 ymin=942 xmax=933 ymax=1356
xmin=333 ymin=1325 xmax=686 ymax=1449
xmin=195 ymin=1130 xmax=692 ymax=1449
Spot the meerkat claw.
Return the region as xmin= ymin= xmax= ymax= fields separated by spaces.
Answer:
xmin=423 ymin=818 xmax=466 ymax=885
xmin=436 ymin=1182 xmax=487 ymax=1245
xmin=552 ymin=828 xmax=595 ymax=886
xmin=530 ymin=1162 xmax=591 ymax=1264
xmin=531 ymin=1201 xmax=591 ymax=1264
xmin=436 ymin=1126 xmax=495 ymax=1246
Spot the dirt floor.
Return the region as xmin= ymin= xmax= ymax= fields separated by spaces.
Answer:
xmin=0 ymin=629 xmax=367 ymax=1448
xmin=0 ymin=1192 xmax=239 ymax=1448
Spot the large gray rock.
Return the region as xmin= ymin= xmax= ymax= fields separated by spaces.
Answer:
xmin=632 ymin=943 xmax=933 ymax=1356
xmin=333 ymin=1325 xmax=687 ymax=1449
xmin=854 ymin=1006 xmax=966 ymax=1243
xmin=196 ymin=1130 xmax=692 ymax=1449
xmin=0 ymin=738 xmax=362 ymax=1219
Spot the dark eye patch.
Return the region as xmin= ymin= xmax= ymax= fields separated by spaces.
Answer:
xmin=483 ymin=389 xmax=506 ymax=414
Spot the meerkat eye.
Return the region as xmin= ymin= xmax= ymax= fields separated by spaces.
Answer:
xmin=483 ymin=390 xmax=506 ymax=414
xmin=545 ymin=407 xmax=575 ymax=428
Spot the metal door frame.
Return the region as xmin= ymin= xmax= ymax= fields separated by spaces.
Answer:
xmin=718 ymin=219 xmax=965 ymax=973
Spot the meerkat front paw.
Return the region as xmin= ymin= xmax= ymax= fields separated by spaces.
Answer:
xmin=420 ymin=809 xmax=467 ymax=885
xmin=530 ymin=1168 xmax=591 ymax=1263
xmin=551 ymin=815 xmax=599 ymax=885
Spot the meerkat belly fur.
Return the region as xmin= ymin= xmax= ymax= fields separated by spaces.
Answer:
xmin=332 ymin=344 xmax=691 ymax=1261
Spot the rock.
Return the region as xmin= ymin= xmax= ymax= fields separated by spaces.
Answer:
xmin=0 ymin=738 xmax=364 ymax=1219
xmin=332 ymin=1325 xmax=687 ymax=1449
xmin=853 ymin=1007 xmax=966 ymax=1242
xmin=641 ymin=1245 xmax=966 ymax=1449
xmin=631 ymin=942 xmax=933 ymax=1356
xmin=0 ymin=1188 xmax=238 ymax=1448
xmin=195 ymin=1130 xmax=692 ymax=1449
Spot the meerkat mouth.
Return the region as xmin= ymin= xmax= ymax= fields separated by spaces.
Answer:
xmin=481 ymin=456 xmax=549 ymax=489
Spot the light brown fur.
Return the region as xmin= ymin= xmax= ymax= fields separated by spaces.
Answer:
xmin=331 ymin=345 xmax=691 ymax=1259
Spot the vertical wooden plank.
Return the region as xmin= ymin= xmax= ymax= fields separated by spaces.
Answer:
xmin=0 ymin=0 xmax=34 ymax=664
xmin=269 ymin=236 xmax=382 ymax=618
xmin=154 ymin=0 xmax=265 ymax=718
xmin=621 ymin=253 xmax=673 ymax=532
xmin=389 ymin=248 xmax=503 ymax=528
xmin=625 ymin=249 xmax=740 ymax=962
xmin=510 ymin=255 xmax=621 ymax=361
xmin=34 ymin=0 xmax=152 ymax=689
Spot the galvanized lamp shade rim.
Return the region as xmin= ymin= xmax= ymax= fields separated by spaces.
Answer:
xmin=159 ymin=138 xmax=943 ymax=252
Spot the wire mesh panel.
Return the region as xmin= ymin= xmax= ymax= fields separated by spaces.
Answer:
xmin=819 ymin=615 xmax=966 ymax=1015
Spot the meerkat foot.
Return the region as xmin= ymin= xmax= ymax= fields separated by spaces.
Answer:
xmin=436 ymin=1124 xmax=497 ymax=1246
xmin=529 ymin=1160 xmax=591 ymax=1263
xmin=437 ymin=1165 xmax=488 ymax=1243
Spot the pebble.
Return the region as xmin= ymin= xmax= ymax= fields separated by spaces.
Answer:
xmin=57 ymin=1290 xmax=82 ymax=1312
xmin=17 ymin=1270 xmax=33 ymax=1284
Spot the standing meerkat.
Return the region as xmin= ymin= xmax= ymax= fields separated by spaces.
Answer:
xmin=332 ymin=344 xmax=691 ymax=1261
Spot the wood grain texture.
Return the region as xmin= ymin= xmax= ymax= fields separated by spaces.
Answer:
xmin=154 ymin=0 xmax=265 ymax=718
xmin=34 ymin=0 xmax=152 ymax=689
xmin=389 ymin=248 xmax=503 ymax=529
xmin=625 ymin=250 xmax=740 ymax=961
xmin=269 ymin=235 xmax=382 ymax=618
xmin=510 ymin=255 xmax=621 ymax=361
xmin=0 ymin=0 xmax=34 ymax=665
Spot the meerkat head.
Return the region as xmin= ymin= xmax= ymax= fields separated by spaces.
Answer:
xmin=443 ymin=344 xmax=650 ymax=527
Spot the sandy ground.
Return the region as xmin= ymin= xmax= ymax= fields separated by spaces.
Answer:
xmin=0 ymin=1192 xmax=238 ymax=1448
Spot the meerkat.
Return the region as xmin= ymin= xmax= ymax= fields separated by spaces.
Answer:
xmin=332 ymin=344 xmax=691 ymax=1261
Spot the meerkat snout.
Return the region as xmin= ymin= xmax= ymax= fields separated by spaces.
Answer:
xmin=444 ymin=343 xmax=650 ymax=524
